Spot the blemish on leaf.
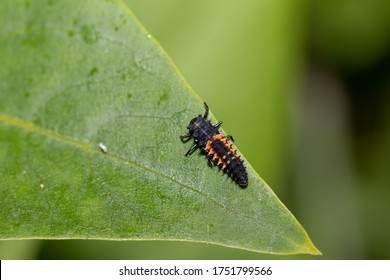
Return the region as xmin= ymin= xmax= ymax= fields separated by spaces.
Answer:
xmin=24 ymin=91 xmax=30 ymax=99
xmin=80 ymin=25 xmax=100 ymax=44
xmin=88 ymin=66 xmax=98 ymax=77
xmin=158 ymin=90 xmax=169 ymax=104
xmin=113 ymin=14 xmax=127 ymax=32
xmin=127 ymin=93 xmax=132 ymax=99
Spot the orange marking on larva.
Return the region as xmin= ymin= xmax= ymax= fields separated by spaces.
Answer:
xmin=205 ymin=140 xmax=212 ymax=151
xmin=222 ymin=163 xmax=227 ymax=170
xmin=213 ymin=134 xmax=223 ymax=140
xmin=221 ymin=140 xmax=229 ymax=147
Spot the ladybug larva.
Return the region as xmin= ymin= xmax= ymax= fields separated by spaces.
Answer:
xmin=180 ymin=102 xmax=248 ymax=188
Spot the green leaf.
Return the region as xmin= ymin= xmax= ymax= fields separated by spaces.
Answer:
xmin=0 ymin=0 xmax=320 ymax=255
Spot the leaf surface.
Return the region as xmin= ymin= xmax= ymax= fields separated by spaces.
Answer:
xmin=0 ymin=0 xmax=320 ymax=255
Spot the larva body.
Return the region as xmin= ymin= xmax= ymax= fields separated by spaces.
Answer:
xmin=181 ymin=103 xmax=248 ymax=188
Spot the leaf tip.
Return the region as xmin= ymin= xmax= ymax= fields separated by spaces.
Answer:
xmin=301 ymin=239 xmax=322 ymax=256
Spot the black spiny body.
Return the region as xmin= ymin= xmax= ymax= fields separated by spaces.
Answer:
xmin=180 ymin=102 xmax=248 ymax=188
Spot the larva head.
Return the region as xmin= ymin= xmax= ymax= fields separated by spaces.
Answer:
xmin=187 ymin=115 xmax=205 ymax=140
xmin=187 ymin=115 xmax=205 ymax=135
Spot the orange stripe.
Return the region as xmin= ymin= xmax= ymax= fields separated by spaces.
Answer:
xmin=205 ymin=140 xmax=212 ymax=151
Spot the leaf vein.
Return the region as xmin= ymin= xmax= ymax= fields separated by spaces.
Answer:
xmin=0 ymin=113 xmax=227 ymax=210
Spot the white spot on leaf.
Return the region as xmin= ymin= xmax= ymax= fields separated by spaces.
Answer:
xmin=98 ymin=143 xmax=107 ymax=153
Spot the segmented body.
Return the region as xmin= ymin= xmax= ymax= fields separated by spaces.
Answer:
xmin=180 ymin=103 xmax=248 ymax=188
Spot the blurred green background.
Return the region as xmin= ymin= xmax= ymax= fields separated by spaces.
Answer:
xmin=1 ymin=0 xmax=390 ymax=259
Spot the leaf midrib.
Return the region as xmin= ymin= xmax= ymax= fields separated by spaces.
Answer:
xmin=0 ymin=113 xmax=285 ymax=231
xmin=0 ymin=113 xmax=228 ymax=208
